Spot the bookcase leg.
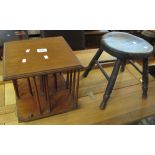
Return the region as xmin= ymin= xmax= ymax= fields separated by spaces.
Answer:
xmin=66 ymin=71 xmax=69 ymax=89
xmin=27 ymin=78 xmax=33 ymax=96
xmin=69 ymin=71 xmax=73 ymax=93
xmin=12 ymin=79 xmax=20 ymax=98
xmin=53 ymin=73 xmax=58 ymax=91
xmin=44 ymin=75 xmax=51 ymax=112
xmin=75 ymin=70 xmax=80 ymax=107
xmin=72 ymin=70 xmax=76 ymax=98
xmin=33 ymin=77 xmax=42 ymax=114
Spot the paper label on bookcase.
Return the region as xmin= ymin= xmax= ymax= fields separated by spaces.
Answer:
xmin=37 ymin=48 xmax=47 ymax=53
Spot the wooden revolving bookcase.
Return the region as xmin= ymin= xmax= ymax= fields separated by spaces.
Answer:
xmin=3 ymin=37 xmax=82 ymax=122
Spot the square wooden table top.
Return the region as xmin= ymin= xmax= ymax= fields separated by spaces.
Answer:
xmin=3 ymin=37 xmax=82 ymax=81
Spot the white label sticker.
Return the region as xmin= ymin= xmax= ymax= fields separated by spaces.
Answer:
xmin=44 ymin=55 xmax=48 ymax=59
xmin=37 ymin=48 xmax=47 ymax=53
xmin=22 ymin=58 xmax=27 ymax=63
xmin=26 ymin=49 xmax=30 ymax=53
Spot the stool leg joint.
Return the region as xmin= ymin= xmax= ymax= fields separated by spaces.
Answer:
xmin=100 ymin=59 xmax=122 ymax=109
xmin=83 ymin=48 xmax=103 ymax=77
xmin=95 ymin=60 xmax=110 ymax=81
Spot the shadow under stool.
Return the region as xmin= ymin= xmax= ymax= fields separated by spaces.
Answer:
xmin=83 ymin=32 xmax=153 ymax=109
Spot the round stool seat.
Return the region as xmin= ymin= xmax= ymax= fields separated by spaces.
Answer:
xmin=101 ymin=32 xmax=153 ymax=59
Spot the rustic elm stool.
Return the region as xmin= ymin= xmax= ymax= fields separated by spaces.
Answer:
xmin=83 ymin=32 xmax=153 ymax=109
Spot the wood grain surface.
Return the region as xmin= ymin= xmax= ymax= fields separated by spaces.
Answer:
xmin=1 ymin=48 xmax=155 ymax=124
xmin=3 ymin=37 xmax=82 ymax=80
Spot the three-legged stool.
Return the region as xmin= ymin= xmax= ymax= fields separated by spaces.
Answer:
xmin=83 ymin=32 xmax=153 ymax=109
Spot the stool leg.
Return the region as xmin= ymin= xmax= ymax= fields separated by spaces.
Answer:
xmin=100 ymin=59 xmax=122 ymax=109
xmin=83 ymin=48 xmax=103 ymax=77
xmin=142 ymin=58 xmax=148 ymax=98
xmin=120 ymin=59 xmax=126 ymax=72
